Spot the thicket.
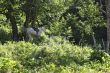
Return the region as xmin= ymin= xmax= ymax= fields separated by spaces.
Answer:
xmin=0 ymin=0 xmax=106 ymax=45
xmin=0 ymin=0 xmax=109 ymax=73
xmin=0 ymin=37 xmax=110 ymax=73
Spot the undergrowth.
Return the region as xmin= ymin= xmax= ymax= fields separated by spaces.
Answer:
xmin=0 ymin=37 xmax=110 ymax=73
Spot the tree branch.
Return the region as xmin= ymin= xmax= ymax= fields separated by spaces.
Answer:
xmin=59 ymin=0 xmax=80 ymax=20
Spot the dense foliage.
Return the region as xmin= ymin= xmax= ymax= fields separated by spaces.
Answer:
xmin=0 ymin=0 xmax=108 ymax=73
xmin=0 ymin=37 xmax=110 ymax=73
xmin=0 ymin=0 xmax=106 ymax=43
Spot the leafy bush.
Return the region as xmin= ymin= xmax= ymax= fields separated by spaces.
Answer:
xmin=0 ymin=25 xmax=12 ymax=44
xmin=90 ymin=50 xmax=110 ymax=63
xmin=0 ymin=57 xmax=16 ymax=73
xmin=0 ymin=37 xmax=110 ymax=73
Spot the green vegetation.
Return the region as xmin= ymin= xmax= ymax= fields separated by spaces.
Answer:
xmin=0 ymin=38 xmax=110 ymax=73
xmin=0 ymin=0 xmax=109 ymax=73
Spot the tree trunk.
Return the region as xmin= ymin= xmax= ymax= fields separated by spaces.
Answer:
xmin=107 ymin=0 xmax=110 ymax=53
xmin=5 ymin=5 xmax=19 ymax=41
xmin=92 ymin=33 xmax=96 ymax=48
xmin=22 ymin=15 xmax=30 ymax=41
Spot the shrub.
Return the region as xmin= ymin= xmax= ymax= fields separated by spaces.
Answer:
xmin=0 ymin=25 xmax=11 ymax=44
xmin=0 ymin=57 xmax=16 ymax=73
xmin=0 ymin=37 xmax=110 ymax=73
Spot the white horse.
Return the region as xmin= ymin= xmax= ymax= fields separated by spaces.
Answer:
xmin=22 ymin=27 xmax=44 ymax=41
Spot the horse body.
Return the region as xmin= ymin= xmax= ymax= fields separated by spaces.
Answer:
xmin=22 ymin=27 xmax=44 ymax=41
